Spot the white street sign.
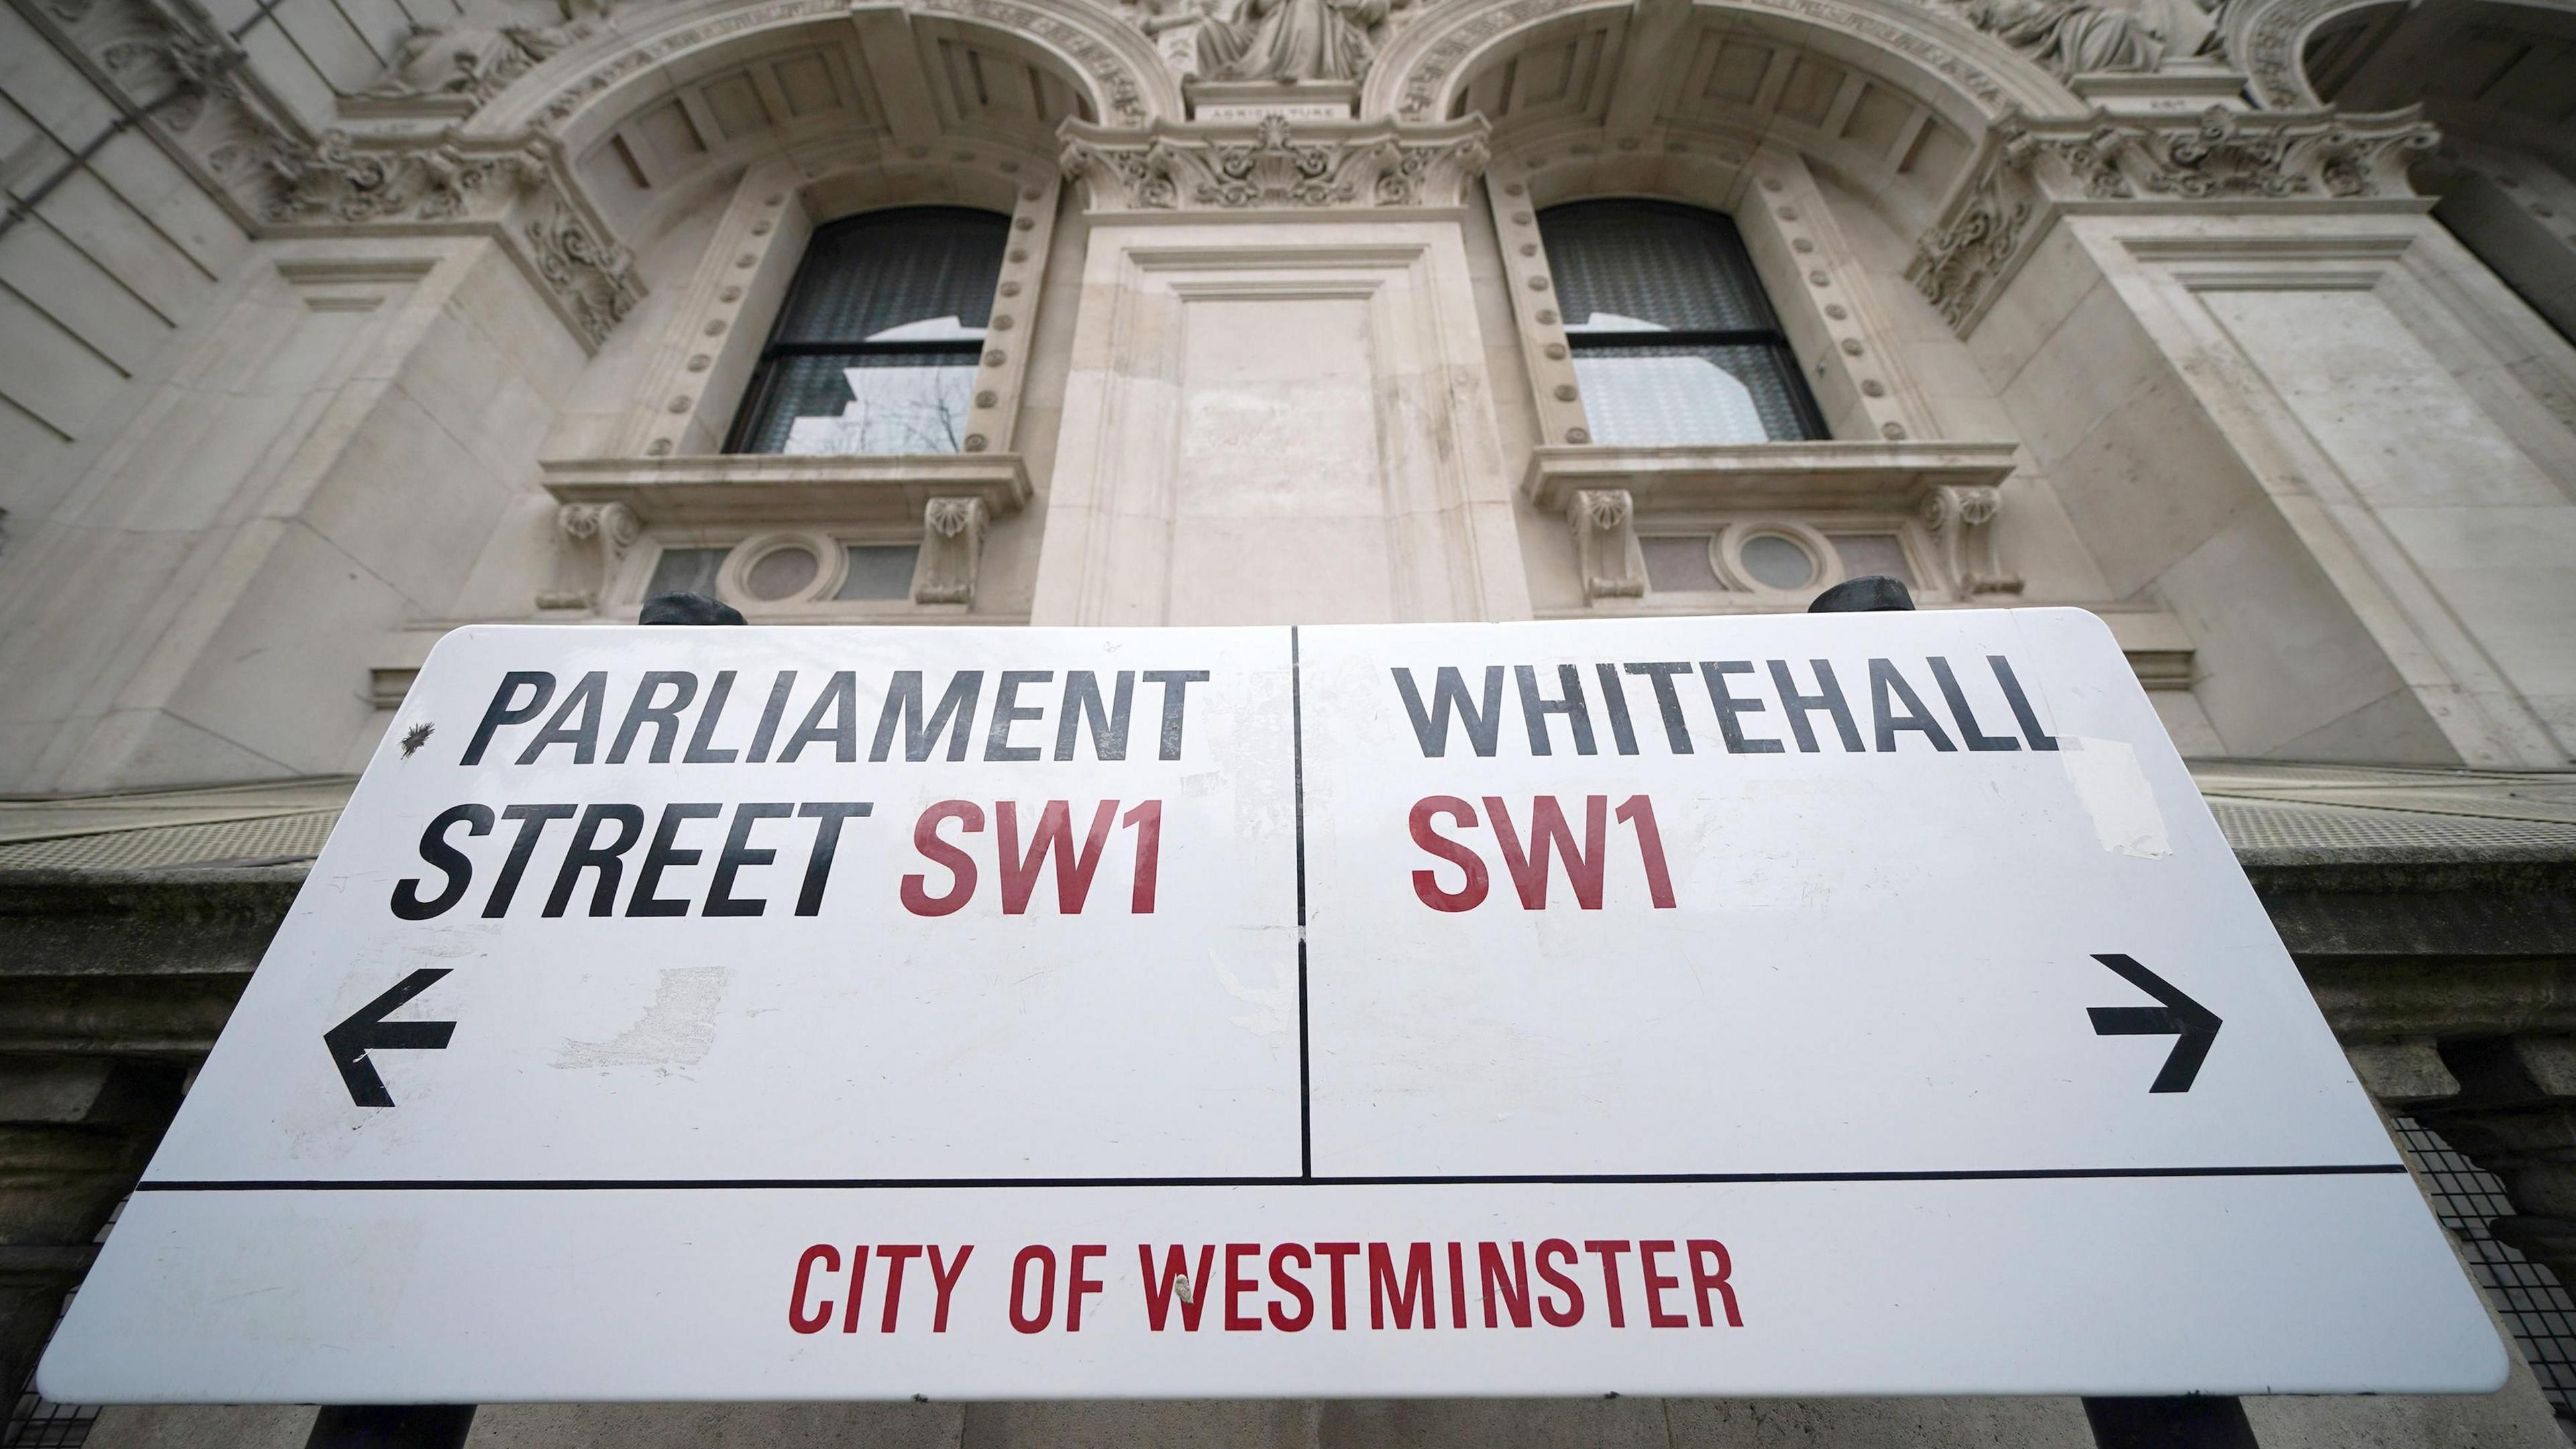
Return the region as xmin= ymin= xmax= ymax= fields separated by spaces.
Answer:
xmin=40 ymin=610 xmax=2506 ymax=1403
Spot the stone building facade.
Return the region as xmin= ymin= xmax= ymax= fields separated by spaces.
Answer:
xmin=2 ymin=0 xmax=2575 ymax=1435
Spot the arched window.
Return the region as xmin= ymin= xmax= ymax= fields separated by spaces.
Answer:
xmin=1537 ymin=201 xmax=1826 ymax=446
xmin=726 ymin=207 xmax=1010 ymax=455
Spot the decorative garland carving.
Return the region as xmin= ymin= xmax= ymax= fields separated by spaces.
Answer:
xmin=1907 ymin=104 xmax=2435 ymax=333
xmin=1061 ymin=113 xmax=1490 ymax=209
xmin=265 ymin=133 xmax=549 ymax=224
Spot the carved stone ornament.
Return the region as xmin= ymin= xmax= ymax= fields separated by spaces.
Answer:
xmin=264 ymin=131 xmax=645 ymax=350
xmin=1908 ymin=104 xmax=2436 ymax=333
xmin=1567 ymin=488 xmax=1646 ymax=602
xmin=1194 ymin=0 xmax=1410 ymax=83
xmin=1061 ymin=113 xmax=1489 ymax=211
xmin=1375 ymin=0 xmax=2012 ymax=123
xmin=1945 ymin=0 xmax=2220 ymax=82
xmin=527 ymin=0 xmax=1155 ymax=131
xmin=541 ymin=501 xmax=643 ymax=612
xmin=360 ymin=18 xmax=592 ymax=110
xmin=1919 ymin=484 xmax=2021 ymax=597
xmin=916 ymin=497 xmax=991 ymax=606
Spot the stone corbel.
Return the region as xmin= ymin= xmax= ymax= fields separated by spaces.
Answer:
xmin=1920 ymin=484 xmax=2021 ymax=598
xmin=1568 ymin=489 xmax=1644 ymax=603
xmin=539 ymin=501 xmax=641 ymax=612
xmin=916 ymin=497 xmax=989 ymax=606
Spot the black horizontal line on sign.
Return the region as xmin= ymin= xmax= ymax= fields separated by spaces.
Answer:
xmin=134 ymin=1164 xmax=2408 ymax=1192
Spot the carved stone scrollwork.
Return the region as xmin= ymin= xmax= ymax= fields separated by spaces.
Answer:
xmin=916 ymin=498 xmax=991 ymax=606
xmin=1568 ymin=488 xmax=1645 ymax=603
xmin=541 ymin=501 xmax=642 ymax=612
xmin=1061 ymin=114 xmax=1489 ymax=211
xmin=360 ymin=19 xmax=591 ymax=111
xmin=1909 ymin=104 xmax=2437 ymax=335
xmin=1920 ymin=484 xmax=2021 ymax=598
xmin=262 ymin=131 xmax=644 ymax=350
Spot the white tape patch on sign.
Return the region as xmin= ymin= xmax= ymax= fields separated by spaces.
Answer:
xmin=38 ymin=609 xmax=2506 ymax=1403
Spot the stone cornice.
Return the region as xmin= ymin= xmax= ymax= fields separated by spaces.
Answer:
xmin=1059 ymin=113 xmax=1491 ymax=213
xmin=1907 ymin=104 xmax=2438 ymax=334
xmin=262 ymin=130 xmax=645 ymax=352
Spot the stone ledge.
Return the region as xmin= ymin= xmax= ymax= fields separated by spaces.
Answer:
xmin=1522 ymin=442 xmax=2021 ymax=513
xmin=539 ymin=454 xmax=1033 ymax=528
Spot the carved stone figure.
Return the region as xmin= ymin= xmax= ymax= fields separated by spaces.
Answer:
xmin=364 ymin=18 xmax=586 ymax=104
xmin=1958 ymin=0 xmax=2216 ymax=78
xmin=1195 ymin=0 xmax=1403 ymax=83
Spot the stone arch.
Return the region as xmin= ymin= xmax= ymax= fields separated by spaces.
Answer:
xmin=473 ymin=0 xmax=1182 ymax=144
xmin=1361 ymin=0 xmax=2070 ymax=131
xmin=2226 ymin=0 xmax=2402 ymax=107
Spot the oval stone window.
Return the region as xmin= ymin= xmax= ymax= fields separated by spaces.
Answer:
xmin=743 ymin=543 xmax=821 ymax=601
xmin=1739 ymin=533 xmax=1817 ymax=590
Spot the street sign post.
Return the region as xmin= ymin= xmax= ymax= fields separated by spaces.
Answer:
xmin=40 ymin=609 xmax=2506 ymax=1403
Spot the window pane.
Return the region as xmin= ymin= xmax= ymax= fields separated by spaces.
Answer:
xmin=1572 ymin=343 xmax=1812 ymax=445
xmin=1740 ymin=533 xmax=1818 ymax=590
xmin=1831 ymin=533 xmax=1915 ymax=586
xmin=645 ymin=547 xmax=727 ymax=601
xmin=839 ymin=545 xmax=920 ymax=600
xmin=1641 ymin=535 xmax=1721 ymax=592
xmin=765 ymin=353 xmax=979 ymax=455
xmin=1539 ymin=201 xmax=1778 ymax=333
xmin=770 ymin=209 xmax=1008 ymax=343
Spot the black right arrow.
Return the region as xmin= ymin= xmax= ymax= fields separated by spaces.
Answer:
xmin=2087 ymin=953 xmax=2221 ymax=1093
xmin=324 ymin=968 xmax=456 ymax=1108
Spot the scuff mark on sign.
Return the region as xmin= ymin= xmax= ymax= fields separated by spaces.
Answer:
xmin=556 ymin=966 xmax=731 ymax=1068
xmin=1214 ymin=951 xmax=1294 ymax=1036
xmin=2061 ymin=737 xmax=2171 ymax=859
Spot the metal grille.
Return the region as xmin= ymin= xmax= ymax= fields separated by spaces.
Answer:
xmin=2 ymin=1200 xmax=121 ymax=1449
xmin=2392 ymin=1117 xmax=2576 ymax=1436
xmin=1538 ymin=200 xmax=1826 ymax=445
xmin=2207 ymin=799 xmax=2576 ymax=853
xmin=0 ymin=810 xmax=339 ymax=871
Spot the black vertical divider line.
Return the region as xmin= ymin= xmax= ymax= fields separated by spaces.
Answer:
xmin=1291 ymin=627 xmax=1313 ymax=1179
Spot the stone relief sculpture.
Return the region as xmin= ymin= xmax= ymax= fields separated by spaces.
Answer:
xmin=1194 ymin=0 xmax=1408 ymax=82
xmin=364 ymin=17 xmax=588 ymax=104
xmin=1953 ymin=0 xmax=2218 ymax=78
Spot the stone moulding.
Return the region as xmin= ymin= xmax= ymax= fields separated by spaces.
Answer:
xmin=1907 ymin=103 xmax=2439 ymax=335
xmin=1059 ymin=113 xmax=1491 ymax=212
xmin=1362 ymin=0 xmax=2031 ymax=127
xmin=487 ymin=0 xmax=1173 ymax=138
xmin=538 ymin=453 xmax=1035 ymax=529
xmin=262 ymin=131 xmax=645 ymax=352
xmin=1526 ymin=440 xmax=2024 ymax=600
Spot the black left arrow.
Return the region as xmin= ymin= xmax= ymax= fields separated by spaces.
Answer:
xmin=2087 ymin=953 xmax=2221 ymax=1093
xmin=325 ymin=968 xmax=456 ymax=1107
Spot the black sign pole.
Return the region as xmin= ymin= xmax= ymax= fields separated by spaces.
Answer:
xmin=303 ymin=1405 xmax=476 ymax=1449
xmin=1806 ymin=578 xmax=2262 ymax=1449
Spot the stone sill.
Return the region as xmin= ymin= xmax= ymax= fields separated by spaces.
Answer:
xmin=539 ymin=454 xmax=1032 ymax=528
xmin=1523 ymin=442 xmax=2021 ymax=513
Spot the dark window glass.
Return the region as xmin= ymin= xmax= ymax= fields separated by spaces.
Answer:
xmin=1538 ymin=201 xmax=1827 ymax=445
xmin=646 ymin=547 xmax=727 ymax=600
xmin=838 ymin=544 xmax=921 ymax=600
xmin=727 ymin=208 xmax=1010 ymax=455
